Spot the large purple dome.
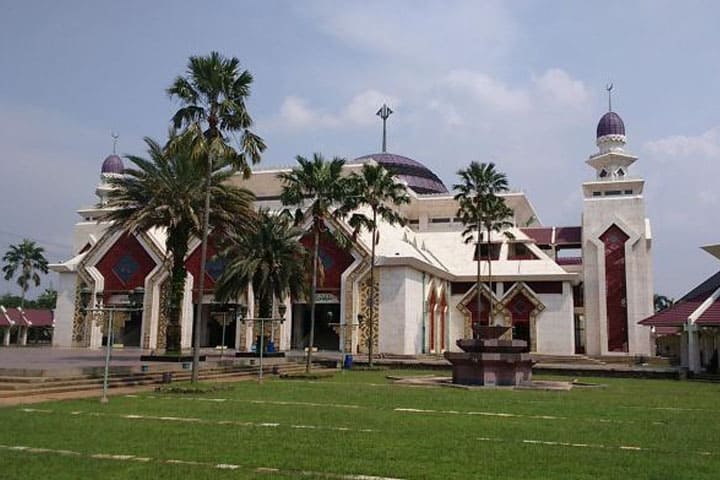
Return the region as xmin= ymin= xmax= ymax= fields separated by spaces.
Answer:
xmin=101 ymin=154 xmax=124 ymax=175
xmin=353 ymin=153 xmax=448 ymax=195
xmin=596 ymin=111 xmax=625 ymax=138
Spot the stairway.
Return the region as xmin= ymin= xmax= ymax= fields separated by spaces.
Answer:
xmin=0 ymin=361 xmax=312 ymax=400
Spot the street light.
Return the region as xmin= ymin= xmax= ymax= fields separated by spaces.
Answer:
xmin=329 ymin=312 xmax=360 ymax=371
xmin=236 ymin=301 xmax=287 ymax=383
xmin=211 ymin=302 xmax=238 ymax=359
xmin=79 ymin=286 xmax=145 ymax=403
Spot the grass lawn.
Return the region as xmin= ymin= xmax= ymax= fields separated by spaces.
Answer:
xmin=1 ymin=370 xmax=719 ymax=479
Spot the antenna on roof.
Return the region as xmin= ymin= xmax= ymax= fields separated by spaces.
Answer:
xmin=376 ymin=103 xmax=393 ymax=153
xmin=606 ymin=82 xmax=614 ymax=112
xmin=111 ymin=131 xmax=119 ymax=154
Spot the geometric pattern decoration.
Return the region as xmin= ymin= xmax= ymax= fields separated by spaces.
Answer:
xmin=206 ymin=257 xmax=227 ymax=282
xmin=600 ymin=224 xmax=630 ymax=352
xmin=155 ymin=280 xmax=170 ymax=351
xmin=357 ymin=276 xmax=379 ymax=354
xmin=497 ymin=282 xmax=546 ymax=352
xmin=112 ymin=253 xmax=139 ymax=285
xmin=96 ymin=233 xmax=156 ymax=292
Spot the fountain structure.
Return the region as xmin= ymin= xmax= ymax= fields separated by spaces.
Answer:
xmin=444 ymin=325 xmax=533 ymax=386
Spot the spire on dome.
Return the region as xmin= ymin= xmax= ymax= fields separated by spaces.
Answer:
xmin=376 ymin=103 xmax=393 ymax=153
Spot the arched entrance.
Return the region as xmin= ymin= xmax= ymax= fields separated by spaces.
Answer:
xmin=292 ymin=228 xmax=355 ymax=351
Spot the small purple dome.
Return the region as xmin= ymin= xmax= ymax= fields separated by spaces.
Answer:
xmin=101 ymin=154 xmax=124 ymax=174
xmin=596 ymin=111 xmax=625 ymax=138
xmin=353 ymin=152 xmax=448 ymax=194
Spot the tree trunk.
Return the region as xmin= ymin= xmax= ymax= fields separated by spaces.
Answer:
xmin=475 ymin=225 xmax=482 ymax=338
xmin=368 ymin=209 xmax=377 ymax=367
xmin=305 ymin=224 xmax=320 ymax=372
xmin=191 ymin=155 xmax=212 ymax=383
xmin=165 ymin=247 xmax=187 ymax=353
xmin=486 ymin=225 xmax=494 ymax=326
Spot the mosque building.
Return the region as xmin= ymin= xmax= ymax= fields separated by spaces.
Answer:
xmin=50 ymin=101 xmax=655 ymax=358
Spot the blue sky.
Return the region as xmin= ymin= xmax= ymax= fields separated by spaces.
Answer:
xmin=1 ymin=0 xmax=719 ymax=299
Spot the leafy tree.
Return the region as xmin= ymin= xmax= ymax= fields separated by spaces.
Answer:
xmin=2 ymin=239 xmax=49 ymax=307
xmin=343 ymin=163 xmax=410 ymax=366
xmin=215 ymin=209 xmax=310 ymax=321
xmin=453 ymin=162 xmax=513 ymax=333
xmin=279 ymin=153 xmax=354 ymax=371
xmin=654 ymin=294 xmax=674 ymax=313
xmin=101 ymin=136 xmax=254 ymax=353
xmin=35 ymin=288 xmax=57 ymax=309
xmin=167 ymin=51 xmax=265 ymax=381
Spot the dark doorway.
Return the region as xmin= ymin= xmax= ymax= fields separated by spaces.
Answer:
xmin=207 ymin=311 xmax=237 ymax=349
xmin=291 ymin=303 xmax=340 ymax=350
xmin=120 ymin=311 xmax=142 ymax=347
xmin=513 ymin=322 xmax=531 ymax=352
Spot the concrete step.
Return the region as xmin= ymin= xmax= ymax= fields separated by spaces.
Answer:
xmin=690 ymin=373 xmax=720 ymax=383
xmin=0 ymin=362 xmax=312 ymax=399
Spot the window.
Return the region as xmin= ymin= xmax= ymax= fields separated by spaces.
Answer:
xmin=624 ymin=190 xmax=633 ymax=195
xmin=599 ymin=169 xmax=608 ymax=178
xmin=615 ymin=168 xmax=626 ymax=177
xmin=592 ymin=191 xmax=602 ymax=197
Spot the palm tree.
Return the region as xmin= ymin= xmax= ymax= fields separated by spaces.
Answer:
xmin=278 ymin=153 xmax=354 ymax=372
xmin=654 ymin=294 xmax=674 ymax=313
xmin=167 ymin=51 xmax=265 ymax=381
xmin=453 ymin=162 xmax=513 ymax=332
xmin=343 ymin=163 xmax=410 ymax=366
xmin=215 ymin=210 xmax=310 ymax=322
xmin=101 ymin=136 xmax=255 ymax=353
xmin=2 ymin=239 xmax=49 ymax=307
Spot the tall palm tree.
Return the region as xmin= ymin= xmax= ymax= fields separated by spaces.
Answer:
xmin=101 ymin=136 xmax=255 ymax=352
xmin=454 ymin=162 xmax=513 ymax=332
xmin=2 ymin=239 xmax=49 ymax=307
xmin=215 ymin=210 xmax=310 ymax=321
xmin=167 ymin=51 xmax=265 ymax=381
xmin=278 ymin=153 xmax=354 ymax=372
xmin=343 ymin=163 xmax=410 ymax=366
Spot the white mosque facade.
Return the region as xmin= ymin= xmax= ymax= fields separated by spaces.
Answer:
xmin=50 ymin=108 xmax=655 ymax=357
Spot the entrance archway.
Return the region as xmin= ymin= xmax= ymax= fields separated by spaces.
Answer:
xmin=291 ymin=302 xmax=340 ymax=350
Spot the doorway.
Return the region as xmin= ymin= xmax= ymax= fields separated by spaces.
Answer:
xmin=291 ymin=303 xmax=340 ymax=350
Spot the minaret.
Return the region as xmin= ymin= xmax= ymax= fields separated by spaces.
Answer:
xmin=96 ymin=132 xmax=125 ymax=206
xmin=581 ymin=86 xmax=653 ymax=356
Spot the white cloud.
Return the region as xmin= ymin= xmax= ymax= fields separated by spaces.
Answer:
xmin=533 ymin=68 xmax=590 ymax=108
xmin=443 ymin=70 xmax=531 ymax=113
xmin=644 ymin=126 xmax=720 ymax=158
xmin=274 ymin=90 xmax=398 ymax=131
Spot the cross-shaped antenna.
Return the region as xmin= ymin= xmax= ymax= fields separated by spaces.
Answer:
xmin=111 ymin=131 xmax=119 ymax=154
xmin=376 ymin=103 xmax=393 ymax=153
xmin=606 ymin=82 xmax=614 ymax=112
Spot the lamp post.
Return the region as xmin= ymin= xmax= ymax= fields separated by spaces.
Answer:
xmin=79 ymin=286 xmax=145 ymax=403
xmin=236 ymin=302 xmax=287 ymax=383
xmin=329 ymin=313 xmax=360 ymax=371
xmin=211 ymin=302 xmax=237 ymax=360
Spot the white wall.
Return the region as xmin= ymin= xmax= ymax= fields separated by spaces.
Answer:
xmin=535 ymin=282 xmax=575 ymax=355
xmin=53 ymin=271 xmax=77 ymax=347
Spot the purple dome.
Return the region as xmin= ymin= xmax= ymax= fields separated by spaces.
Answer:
xmin=101 ymin=154 xmax=124 ymax=174
xmin=353 ymin=153 xmax=448 ymax=194
xmin=596 ymin=111 xmax=625 ymax=138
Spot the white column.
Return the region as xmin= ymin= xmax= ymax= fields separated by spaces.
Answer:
xmin=686 ymin=323 xmax=701 ymax=374
xmin=19 ymin=326 xmax=28 ymax=345
xmin=2 ymin=327 xmax=10 ymax=346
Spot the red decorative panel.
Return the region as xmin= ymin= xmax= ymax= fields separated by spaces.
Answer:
xmin=428 ymin=290 xmax=436 ymax=350
xmin=300 ymin=229 xmax=355 ymax=293
xmin=185 ymin=236 xmax=226 ymax=295
xmin=439 ymin=294 xmax=447 ymax=351
xmin=95 ymin=233 xmax=156 ymax=293
xmin=600 ymin=225 xmax=629 ymax=352
xmin=467 ymin=292 xmax=490 ymax=328
xmin=509 ymin=292 xmax=532 ymax=324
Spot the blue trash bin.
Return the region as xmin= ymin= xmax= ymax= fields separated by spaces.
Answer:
xmin=343 ymin=354 xmax=353 ymax=369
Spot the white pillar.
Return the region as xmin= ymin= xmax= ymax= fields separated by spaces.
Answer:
xmin=686 ymin=323 xmax=701 ymax=374
xmin=19 ymin=326 xmax=28 ymax=346
xmin=2 ymin=327 xmax=10 ymax=346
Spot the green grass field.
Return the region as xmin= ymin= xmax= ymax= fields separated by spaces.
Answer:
xmin=1 ymin=370 xmax=719 ymax=479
